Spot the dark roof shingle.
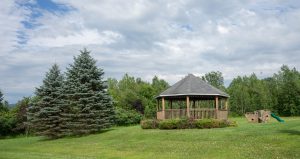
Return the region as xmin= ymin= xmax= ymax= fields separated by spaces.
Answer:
xmin=158 ymin=74 xmax=229 ymax=98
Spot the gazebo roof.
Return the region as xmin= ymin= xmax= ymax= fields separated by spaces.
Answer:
xmin=158 ymin=74 xmax=229 ymax=98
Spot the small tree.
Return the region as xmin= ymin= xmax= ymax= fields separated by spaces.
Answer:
xmin=0 ymin=90 xmax=9 ymax=112
xmin=62 ymin=49 xmax=114 ymax=135
xmin=28 ymin=64 xmax=64 ymax=138
xmin=202 ymin=71 xmax=226 ymax=91
xmin=12 ymin=97 xmax=30 ymax=134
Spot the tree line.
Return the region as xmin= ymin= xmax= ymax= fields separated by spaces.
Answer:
xmin=1 ymin=49 xmax=300 ymax=137
xmin=228 ymin=65 xmax=300 ymax=116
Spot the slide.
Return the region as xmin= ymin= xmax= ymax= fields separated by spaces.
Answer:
xmin=271 ymin=113 xmax=284 ymax=122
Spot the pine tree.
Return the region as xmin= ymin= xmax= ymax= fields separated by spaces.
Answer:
xmin=28 ymin=64 xmax=64 ymax=138
xmin=0 ymin=90 xmax=4 ymax=112
xmin=62 ymin=48 xmax=114 ymax=136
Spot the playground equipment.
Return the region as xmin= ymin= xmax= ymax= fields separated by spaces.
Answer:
xmin=271 ymin=113 xmax=284 ymax=122
xmin=245 ymin=110 xmax=284 ymax=123
xmin=245 ymin=110 xmax=271 ymax=123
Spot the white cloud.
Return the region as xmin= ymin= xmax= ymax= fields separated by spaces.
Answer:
xmin=2 ymin=0 xmax=300 ymax=103
xmin=27 ymin=29 xmax=122 ymax=47
xmin=217 ymin=25 xmax=229 ymax=34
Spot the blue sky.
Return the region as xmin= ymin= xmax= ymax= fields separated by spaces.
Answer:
xmin=1 ymin=0 xmax=300 ymax=103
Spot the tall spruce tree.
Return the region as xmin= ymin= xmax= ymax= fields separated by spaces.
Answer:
xmin=62 ymin=49 xmax=114 ymax=135
xmin=28 ymin=64 xmax=64 ymax=138
xmin=0 ymin=90 xmax=7 ymax=112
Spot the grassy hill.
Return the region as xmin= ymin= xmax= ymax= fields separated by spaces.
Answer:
xmin=0 ymin=117 xmax=299 ymax=159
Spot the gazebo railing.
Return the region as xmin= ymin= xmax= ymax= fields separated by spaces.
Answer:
xmin=157 ymin=109 xmax=228 ymax=120
xmin=165 ymin=109 xmax=187 ymax=119
xmin=189 ymin=108 xmax=216 ymax=119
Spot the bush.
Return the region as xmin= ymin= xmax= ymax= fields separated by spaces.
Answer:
xmin=140 ymin=119 xmax=159 ymax=129
xmin=115 ymin=107 xmax=143 ymax=126
xmin=158 ymin=118 xmax=194 ymax=129
xmin=194 ymin=119 xmax=230 ymax=129
xmin=0 ymin=112 xmax=17 ymax=137
xmin=141 ymin=118 xmax=235 ymax=129
xmin=195 ymin=119 xmax=212 ymax=129
xmin=158 ymin=119 xmax=179 ymax=129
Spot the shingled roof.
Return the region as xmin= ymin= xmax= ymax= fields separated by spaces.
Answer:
xmin=158 ymin=74 xmax=229 ymax=98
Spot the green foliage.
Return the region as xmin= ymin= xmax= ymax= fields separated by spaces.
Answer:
xmin=0 ymin=112 xmax=17 ymax=137
xmin=144 ymin=118 xmax=232 ymax=129
xmin=0 ymin=95 xmax=33 ymax=137
xmin=28 ymin=64 xmax=64 ymax=138
xmin=194 ymin=119 xmax=229 ymax=129
xmin=274 ymin=65 xmax=300 ymax=116
xmin=158 ymin=119 xmax=185 ymax=129
xmin=115 ymin=107 xmax=142 ymax=126
xmin=107 ymin=74 xmax=169 ymax=120
xmin=140 ymin=119 xmax=159 ymax=129
xmin=202 ymin=71 xmax=226 ymax=91
xmin=26 ymin=49 xmax=115 ymax=138
xmin=228 ymin=74 xmax=271 ymax=115
xmin=0 ymin=90 xmax=3 ymax=103
xmin=12 ymin=97 xmax=31 ymax=134
xmin=228 ymin=65 xmax=300 ymax=116
xmin=62 ymin=48 xmax=115 ymax=136
xmin=0 ymin=90 xmax=9 ymax=113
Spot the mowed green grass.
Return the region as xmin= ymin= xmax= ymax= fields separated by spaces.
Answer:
xmin=0 ymin=117 xmax=299 ymax=159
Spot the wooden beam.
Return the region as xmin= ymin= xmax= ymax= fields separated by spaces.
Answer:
xmin=225 ymin=98 xmax=228 ymax=110
xmin=162 ymin=97 xmax=165 ymax=119
xmin=156 ymin=99 xmax=159 ymax=111
xmin=170 ymin=99 xmax=173 ymax=119
xmin=186 ymin=96 xmax=190 ymax=118
xmin=215 ymin=96 xmax=219 ymax=110
xmin=162 ymin=97 xmax=165 ymax=110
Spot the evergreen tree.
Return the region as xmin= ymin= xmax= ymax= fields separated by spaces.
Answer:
xmin=28 ymin=64 xmax=64 ymax=138
xmin=0 ymin=90 xmax=9 ymax=112
xmin=0 ymin=90 xmax=3 ymax=103
xmin=63 ymin=48 xmax=114 ymax=135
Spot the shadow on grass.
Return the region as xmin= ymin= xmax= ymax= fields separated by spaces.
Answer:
xmin=278 ymin=129 xmax=300 ymax=135
xmin=38 ymin=128 xmax=115 ymax=141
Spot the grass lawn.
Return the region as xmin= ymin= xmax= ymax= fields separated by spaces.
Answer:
xmin=0 ymin=117 xmax=299 ymax=159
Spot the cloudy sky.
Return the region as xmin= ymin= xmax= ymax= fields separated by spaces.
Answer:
xmin=1 ymin=0 xmax=300 ymax=103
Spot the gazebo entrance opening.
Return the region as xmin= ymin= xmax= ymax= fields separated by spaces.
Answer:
xmin=157 ymin=95 xmax=228 ymax=120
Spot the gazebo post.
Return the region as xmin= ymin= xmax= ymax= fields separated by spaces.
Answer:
xmin=215 ymin=96 xmax=219 ymax=119
xmin=225 ymin=98 xmax=228 ymax=110
xmin=162 ymin=97 xmax=165 ymax=119
xmin=215 ymin=96 xmax=219 ymax=110
xmin=186 ymin=96 xmax=190 ymax=118
xmin=170 ymin=99 xmax=173 ymax=118
xmin=156 ymin=99 xmax=159 ymax=112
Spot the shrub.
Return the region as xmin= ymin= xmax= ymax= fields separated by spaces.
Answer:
xmin=195 ymin=119 xmax=212 ymax=129
xmin=158 ymin=119 xmax=179 ymax=129
xmin=141 ymin=118 xmax=235 ymax=129
xmin=115 ymin=107 xmax=142 ymax=126
xmin=140 ymin=119 xmax=159 ymax=129
xmin=194 ymin=119 xmax=230 ymax=129
xmin=158 ymin=118 xmax=194 ymax=129
xmin=0 ymin=112 xmax=17 ymax=137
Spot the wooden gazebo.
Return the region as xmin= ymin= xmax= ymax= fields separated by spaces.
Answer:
xmin=156 ymin=74 xmax=229 ymax=120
